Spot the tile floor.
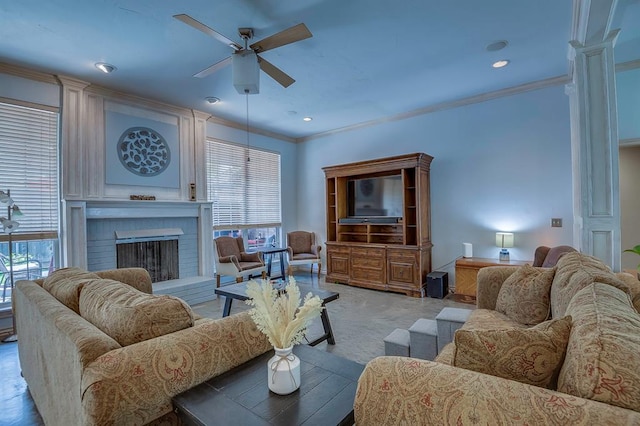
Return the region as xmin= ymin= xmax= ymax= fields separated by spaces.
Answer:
xmin=0 ymin=273 xmax=473 ymax=424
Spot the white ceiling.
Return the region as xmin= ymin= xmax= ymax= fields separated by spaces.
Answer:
xmin=0 ymin=1 xmax=638 ymax=139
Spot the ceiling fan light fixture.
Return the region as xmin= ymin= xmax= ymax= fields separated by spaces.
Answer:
xmin=232 ymin=50 xmax=260 ymax=94
xmin=95 ymin=62 xmax=117 ymax=73
xmin=492 ymin=59 xmax=510 ymax=68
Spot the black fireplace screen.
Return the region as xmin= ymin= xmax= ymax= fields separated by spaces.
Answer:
xmin=116 ymin=239 xmax=179 ymax=283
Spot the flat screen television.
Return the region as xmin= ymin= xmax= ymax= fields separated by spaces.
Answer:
xmin=347 ymin=175 xmax=403 ymax=220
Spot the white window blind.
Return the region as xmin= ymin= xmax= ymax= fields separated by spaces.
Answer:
xmin=0 ymin=101 xmax=59 ymax=238
xmin=205 ymin=140 xmax=281 ymax=229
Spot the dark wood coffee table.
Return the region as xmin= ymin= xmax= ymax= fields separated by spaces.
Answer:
xmin=173 ymin=345 xmax=364 ymax=426
xmin=214 ymin=282 xmax=339 ymax=346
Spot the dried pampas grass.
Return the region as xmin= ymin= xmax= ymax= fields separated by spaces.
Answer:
xmin=245 ymin=276 xmax=324 ymax=348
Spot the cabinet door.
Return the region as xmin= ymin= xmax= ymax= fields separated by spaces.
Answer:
xmin=327 ymin=246 xmax=350 ymax=282
xmin=387 ymin=249 xmax=418 ymax=288
xmin=454 ymin=266 xmax=478 ymax=297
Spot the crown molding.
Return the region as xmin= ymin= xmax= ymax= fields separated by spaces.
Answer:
xmin=616 ymin=58 xmax=640 ymax=73
xmin=206 ymin=115 xmax=296 ymax=143
xmin=84 ymin=84 xmax=205 ymax=118
xmin=297 ymin=74 xmax=571 ymax=143
xmin=0 ymin=62 xmax=60 ymax=85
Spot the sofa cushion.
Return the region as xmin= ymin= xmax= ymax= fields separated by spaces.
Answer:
xmin=42 ymin=267 xmax=101 ymax=313
xmin=550 ymin=252 xmax=617 ymax=318
xmin=558 ymin=283 xmax=640 ymax=412
xmin=453 ymin=316 xmax=572 ymax=389
xmin=79 ymin=279 xmax=194 ymax=346
xmin=495 ymin=264 xmax=555 ymax=326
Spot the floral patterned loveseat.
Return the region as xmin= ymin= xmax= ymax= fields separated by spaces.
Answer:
xmin=355 ymin=252 xmax=640 ymax=424
xmin=15 ymin=267 xmax=270 ymax=425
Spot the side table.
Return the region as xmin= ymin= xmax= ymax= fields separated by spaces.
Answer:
xmin=454 ymin=257 xmax=531 ymax=299
xmin=249 ymin=246 xmax=288 ymax=280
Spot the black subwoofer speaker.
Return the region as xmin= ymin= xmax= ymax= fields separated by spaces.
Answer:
xmin=426 ymin=271 xmax=448 ymax=299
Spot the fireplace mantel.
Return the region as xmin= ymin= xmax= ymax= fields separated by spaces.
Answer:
xmin=62 ymin=199 xmax=213 ymax=275
xmin=85 ymin=200 xmax=208 ymax=219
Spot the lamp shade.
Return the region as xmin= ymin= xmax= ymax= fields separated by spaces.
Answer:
xmin=1 ymin=217 xmax=20 ymax=233
xmin=495 ymin=232 xmax=514 ymax=248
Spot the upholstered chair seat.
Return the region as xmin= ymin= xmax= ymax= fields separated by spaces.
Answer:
xmin=214 ymin=236 xmax=266 ymax=286
xmin=286 ymin=231 xmax=322 ymax=277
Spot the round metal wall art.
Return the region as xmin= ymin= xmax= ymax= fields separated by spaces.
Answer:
xmin=117 ymin=127 xmax=171 ymax=176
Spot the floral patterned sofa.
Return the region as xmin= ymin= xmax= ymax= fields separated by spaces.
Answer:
xmin=355 ymin=252 xmax=640 ymax=424
xmin=14 ymin=267 xmax=271 ymax=425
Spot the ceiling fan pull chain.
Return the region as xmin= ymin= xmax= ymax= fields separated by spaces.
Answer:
xmin=246 ymin=91 xmax=250 ymax=162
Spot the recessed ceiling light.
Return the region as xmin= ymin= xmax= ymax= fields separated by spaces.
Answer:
xmin=486 ymin=40 xmax=508 ymax=52
xmin=95 ymin=62 xmax=116 ymax=73
xmin=303 ymin=117 xmax=312 ymax=122
xmin=492 ymin=60 xmax=510 ymax=68
xmin=205 ymin=96 xmax=220 ymax=104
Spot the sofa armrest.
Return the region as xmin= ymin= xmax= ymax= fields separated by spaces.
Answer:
xmin=95 ymin=268 xmax=152 ymax=294
xmin=81 ymin=311 xmax=271 ymax=425
xmin=355 ymin=357 xmax=640 ymax=425
xmin=476 ymin=266 xmax=521 ymax=309
xmin=15 ymin=280 xmax=122 ymax=425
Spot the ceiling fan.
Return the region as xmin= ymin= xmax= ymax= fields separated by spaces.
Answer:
xmin=173 ymin=14 xmax=312 ymax=94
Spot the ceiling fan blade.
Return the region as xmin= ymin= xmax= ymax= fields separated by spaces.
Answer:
xmin=250 ymin=23 xmax=312 ymax=53
xmin=173 ymin=14 xmax=242 ymax=51
xmin=193 ymin=56 xmax=232 ymax=78
xmin=258 ymin=56 xmax=295 ymax=88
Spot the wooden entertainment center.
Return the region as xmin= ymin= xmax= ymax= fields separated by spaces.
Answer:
xmin=323 ymin=153 xmax=433 ymax=297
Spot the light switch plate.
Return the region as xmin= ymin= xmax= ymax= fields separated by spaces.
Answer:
xmin=551 ymin=218 xmax=562 ymax=227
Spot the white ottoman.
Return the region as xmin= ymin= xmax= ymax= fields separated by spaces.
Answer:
xmin=435 ymin=307 xmax=473 ymax=352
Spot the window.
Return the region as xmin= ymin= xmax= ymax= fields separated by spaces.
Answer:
xmin=0 ymin=100 xmax=59 ymax=310
xmin=205 ymin=140 xmax=282 ymax=252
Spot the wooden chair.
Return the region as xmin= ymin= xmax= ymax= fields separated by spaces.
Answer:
xmin=213 ymin=236 xmax=266 ymax=287
xmin=286 ymin=231 xmax=322 ymax=277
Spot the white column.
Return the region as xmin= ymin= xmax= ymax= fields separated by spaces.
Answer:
xmin=568 ymin=30 xmax=621 ymax=270
xmin=61 ymin=201 xmax=88 ymax=268
xmin=57 ymin=76 xmax=90 ymax=199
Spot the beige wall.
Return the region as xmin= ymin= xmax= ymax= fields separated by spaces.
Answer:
xmin=620 ymin=145 xmax=640 ymax=271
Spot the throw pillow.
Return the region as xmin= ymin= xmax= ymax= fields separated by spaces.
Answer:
xmin=495 ymin=264 xmax=555 ymax=325
xmin=43 ymin=267 xmax=101 ymax=313
xmin=453 ymin=316 xmax=572 ymax=389
xmin=79 ymin=278 xmax=194 ymax=346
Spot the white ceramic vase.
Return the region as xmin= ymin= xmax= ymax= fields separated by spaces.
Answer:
xmin=267 ymin=346 xmax=300 ymax=395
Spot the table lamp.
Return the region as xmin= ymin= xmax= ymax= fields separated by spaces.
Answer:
xmin=495 ymin=232 xmax=514 ymax=261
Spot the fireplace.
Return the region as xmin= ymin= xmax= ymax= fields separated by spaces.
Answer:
xmin=116 ymin=240 xmax=178 ymax=282
xmin=114 ymin=228 xmax=183 ymax=283
xmin=65 ymin=200 xmax=216 ymax=305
